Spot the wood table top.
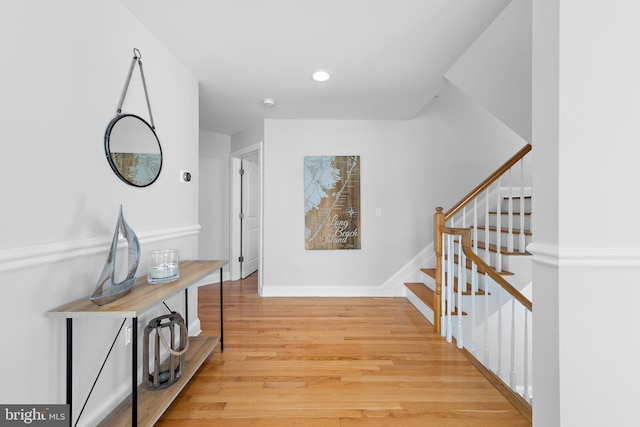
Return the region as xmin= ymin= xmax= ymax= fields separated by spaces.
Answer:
xmin=47 ymin=260 xmax=227 ymax=318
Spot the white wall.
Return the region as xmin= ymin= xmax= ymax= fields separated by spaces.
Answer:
xmin=530 ymin=1 xmax=560 ymax=425
xmin=446 ymin=0 xmax=532 ymax=143
xmin=0 ymin=1 xmax=199 ymax=425
xmin=531 ymin=1 xmax=640 ymax=426
xmin=199 ymin=130 xmax=231 ymax=263
xmin=260 ymin=80 xmax=525 ymax=296
xmin=231 ymin=121 xmax=265 ymax=153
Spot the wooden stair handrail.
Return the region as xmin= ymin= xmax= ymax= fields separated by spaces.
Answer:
xmin=441 ymin=227 xmax=532 ymax=311
xmin=444 ymin=144 xmax=531 ymax=220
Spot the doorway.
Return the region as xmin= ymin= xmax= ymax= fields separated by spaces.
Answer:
xmin=230 ymin=142 xmax=263 ymax=294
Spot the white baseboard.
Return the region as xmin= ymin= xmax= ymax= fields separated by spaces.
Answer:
xmin=77 ymin=379 xmax=132 ymax=427
xmin=260 ymin=285 xmax=396 ymax=297
xmin=189 ymin=318 xmax=202 ymax=337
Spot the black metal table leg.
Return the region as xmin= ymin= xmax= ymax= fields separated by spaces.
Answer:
xmin=132 ymin=317 xmax=138 ymax=426
xmin=184 ymin=288 xmax=189 ymax=327
xmin=66 ymin=318 xmax=72 ymax=418
xmin=220 ymin=268 xmax=224 ymax=352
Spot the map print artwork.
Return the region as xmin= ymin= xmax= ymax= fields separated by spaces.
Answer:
xmin=304 ymin=155 xmax=361 ymax=250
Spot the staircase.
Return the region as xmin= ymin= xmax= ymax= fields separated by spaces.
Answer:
xmin=404 ymin=144 xmax=533 ymax=416
xmin=405 ymin=194 xmax=532 ymax=328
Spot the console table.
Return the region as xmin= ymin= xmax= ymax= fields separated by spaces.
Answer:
xmin=47 ymin=259 xmax=227 ymax=426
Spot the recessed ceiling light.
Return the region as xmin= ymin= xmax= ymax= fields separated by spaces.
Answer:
xmin=311 ymin=69 xmax=331 ymax=82
xmin=262 ymin=98 xmax=276 ymax=108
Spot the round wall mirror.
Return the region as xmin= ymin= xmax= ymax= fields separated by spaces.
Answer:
xmin=104 ymin=114 xmax=162 ymax=187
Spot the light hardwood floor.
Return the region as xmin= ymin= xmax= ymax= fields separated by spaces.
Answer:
xmin=157 ymin=273 xmax=531 ymax=426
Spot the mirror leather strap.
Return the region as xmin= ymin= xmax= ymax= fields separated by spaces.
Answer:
xmin=116 ymin=48 xmax=156 ymax=130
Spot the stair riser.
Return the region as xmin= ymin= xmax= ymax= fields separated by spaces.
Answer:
xmin=500 ymin=197 xmax=531 ymax=212
xmin=447 ymin=288 xmax=513 ymax=314
xmin=475 ymin=251 xmax=511 ymax=273
xmin=449 ymin=248 xmax=512 ymax=274
xmin=422 ymin=269 xmax=494 ymax=294
xmin=478 ymin=232 xmax=531 ymax=254
xmin=450 ymin=237 xmax=530 ymax=270
xmin=486 ymin=214 xmax=531 ymax=231
xmin=406 ymin=289 xmax=435 ymax=325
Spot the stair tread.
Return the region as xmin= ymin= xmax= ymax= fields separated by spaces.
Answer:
xmin=405 ymin=282 xmax=466 ymax=316
xmin=405 ymin=282 xmax=434 ymax=309
xmin=488 ymin=211 xmax=531 ymax=216
xmin=420 ymin=268 xmax=487 ymax=295
xmin=421 ymin=268 xmax=436 ymax=277
xmin=472 ymin=225 xmax=532 ymax=236
xmin=473 ymin=241 xmax=530 ymax=256
xmin=452 ymin=239 xmax=529 ymax=256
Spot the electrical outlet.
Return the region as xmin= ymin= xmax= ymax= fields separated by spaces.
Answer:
xmin=125 ymin=326 xmax=132 ymax=346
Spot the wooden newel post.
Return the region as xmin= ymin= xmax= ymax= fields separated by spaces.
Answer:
xmin=434 ymin=207 xmax=445 ymax=334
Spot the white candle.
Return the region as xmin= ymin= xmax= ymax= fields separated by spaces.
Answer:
xmin=149 ymin=262 xmax=178 ymax=279
xmin=147 ymin=249 xmax=180 ymax=284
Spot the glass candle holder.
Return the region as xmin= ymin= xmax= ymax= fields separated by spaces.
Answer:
xmin=147 ymin=249 xmax=180 ymax=284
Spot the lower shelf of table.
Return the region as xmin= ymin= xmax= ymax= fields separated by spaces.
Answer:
xmin=98 ymin=335 xmax=220 ymax=426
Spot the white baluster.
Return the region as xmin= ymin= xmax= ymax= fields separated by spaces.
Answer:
xmin=497 ymin=287 xmax=503 ymax=379
xmin=483 ymin=273 xmax=490 ymax=366
xmin=484 ymin=189 xmax=490 ymax=266
xmin=457 ymin=237 xmax=464 ymax=349
xmin=510 ymin=298 xmax=516 ymax=388
xmin=508 ymin=168 xmax=514 ymax=253
xmin=471 ymin=262 xmax=477 ymax=355
xmin=496 ymin=178 xmax=502 ymax=273
xmin=471 ymin=199 xmax=478 ymax=356
xmin=520 ymin=158 xmax=526 ymax=252
xmin=524 ymin=308 xmax=530 ymax=402
xmin=473 ymin=199 xmax=478 ymax=254
xmin=462 ymin=206 xmax=466 ymax=228
xmin=446 ymin=234 xmax=454 ymax=343
xmin=483 ymin=189 xmax=491 ymax=366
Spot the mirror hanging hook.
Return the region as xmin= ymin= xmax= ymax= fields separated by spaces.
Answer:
xmin=116 ymin=48 xmax=155 ymax=130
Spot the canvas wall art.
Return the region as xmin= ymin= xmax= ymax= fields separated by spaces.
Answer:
xmin=304 ymin=155 xmax=361 ymax=250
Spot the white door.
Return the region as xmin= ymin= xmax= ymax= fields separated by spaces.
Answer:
xmin=241 ymin=156 xmax=260 ymax=278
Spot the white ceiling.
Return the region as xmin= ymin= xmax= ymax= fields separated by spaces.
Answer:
xmin=121 ymin=0 xmax=511 ymax=136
